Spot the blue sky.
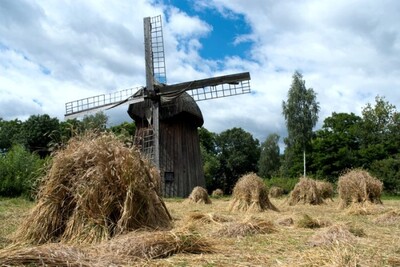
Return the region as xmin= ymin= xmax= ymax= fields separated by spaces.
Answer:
xmin=1 ymin=0 xmax=400 ymax=148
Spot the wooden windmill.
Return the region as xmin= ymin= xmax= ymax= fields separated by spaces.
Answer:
xmin=65 ymin=15 xmax=251 ymax=197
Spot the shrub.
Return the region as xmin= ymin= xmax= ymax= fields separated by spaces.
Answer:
xmin=0 ymin=144 xmax=45 ymax=197
xmin=263 ymin=176 xmax=298 ymax=194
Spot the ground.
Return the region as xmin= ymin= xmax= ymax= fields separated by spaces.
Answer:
xmin=1 ymin=196 xmax=400 ymax=266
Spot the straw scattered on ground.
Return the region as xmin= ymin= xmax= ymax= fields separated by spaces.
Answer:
xmin=229 ymin=173 xmax=278 ymax=212
xmin=337 ymin=169 xmax=383 ymax=209
xmin=288 ymin=177 xmax=324 ymax=206
xmin=307 ymin=224 xmax=357 ymax=247
xmin=214 ymin=218 xmax=276 ymax=238
xmin=13 ymin=132 xmax=171 ymax=245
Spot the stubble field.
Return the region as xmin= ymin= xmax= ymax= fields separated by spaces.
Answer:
xmin=1 ymin=196 xmax=400 ymax=266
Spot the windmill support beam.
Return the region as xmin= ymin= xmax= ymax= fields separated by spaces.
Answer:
xmin=144 ymin=16 xmax=160 ymax=169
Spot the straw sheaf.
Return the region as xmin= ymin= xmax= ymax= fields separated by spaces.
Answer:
xmin=0 ymin=231 xmax=214 ymax=266
xmin=269 ymin=186 xmax=284 ymax=198
xmin=187 ymin=186 xmax=212 ymax=204
xmin=214 ymin=218 xmax=276 ymax=238
xmin=307 ymin=224 xmax=357 ymax=247
xmin=14 ymin=132 xmax=171 ymax=245
xmin=229 ymin=173 xmax=278 ymax=212
xmin=211 ymin=188 xmax=224 ymax=198
xmin=288 ymin=177 xmax=324 ymax=206
xmin=315 ymin=181 xmax=334 ymax=200
xmin=337 ymin=169 xmax=383 ymax=209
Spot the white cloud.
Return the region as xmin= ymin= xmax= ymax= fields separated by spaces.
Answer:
xmin=1 ymin=0 xmax=400 ymax=148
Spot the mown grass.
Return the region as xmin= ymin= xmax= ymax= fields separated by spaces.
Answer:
xmin=1 ymin=196 xmax=400 ymax=266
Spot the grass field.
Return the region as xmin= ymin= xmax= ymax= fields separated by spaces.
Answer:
xmin=1 ymin=196 xmax=400 ymax=266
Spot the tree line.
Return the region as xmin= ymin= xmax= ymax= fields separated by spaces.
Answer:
xmin=1 ymin=71 xmax=400 ymax=197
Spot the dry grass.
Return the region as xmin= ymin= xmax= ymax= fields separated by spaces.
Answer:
xmin=338 ymin=169 xmax=383 ymax=209
xmin=229 ymin=173 xmax=278 ymax=212
xmin=214 ymin=218 xmax=276 ymax=238
xmin=288 ymin=177 xmax=324 ymax=206
xmin=2 ymin=196 xmax=400 ymax=266
xmin=186 ymin=186 xmax=212 ymax=204
xmin=307 ymin=224 xmax=357 ymax=247
xmin=13 ymin=132 xmax=171 ymax=245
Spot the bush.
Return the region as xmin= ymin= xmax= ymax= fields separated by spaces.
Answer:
xmin=369 ymin=156 xmax=400 ymax=195
xmin=263 ymin=176 xmax=298 ymax=195
xmin=0 ymin=144 xmax=45 ymax=197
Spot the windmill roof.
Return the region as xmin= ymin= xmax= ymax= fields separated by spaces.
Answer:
xmin=128 ymin=91 xmax=204 ymax=127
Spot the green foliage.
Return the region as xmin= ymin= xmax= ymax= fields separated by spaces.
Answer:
xmin=23 ymin=114 xmax=60 ymax=157
xmin=282 ymin=71 xmax=319 ymax=177
xmin=82 ymin=112 xmax=108 ymax=132
xmin=199 ymin=128 xmax=221 ymax=190
xmin=0 ymin=144 xmax=45 ymax=197
xmin=263 ymin=176 xmax=299 ymax=194
xmin=216 ymin=127 xmax=260 ymax=193
xmin=0 ymin=118 xmax=26 ymax=152
xmin=258 ymin=133 xmax=281 ymax=178
xmin=311 ymin=112 xmax=362 ymax=182
xmin=370 ymin=156 xmax=400 ymax=195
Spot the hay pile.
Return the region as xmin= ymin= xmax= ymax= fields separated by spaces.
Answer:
xmin=316 ymin=180 xmax=334 ymax=201
xmin=288 ymin=177 xmax=324 ymax=206
xmin=373 ymin=210 xmax=400 ymax=225
xmin=186 ymin=186 xmax=212 ymax=204
xmin=337 ymin=169 xmax=383 ymax=209
xmin=186 ymin=212 xmax=232 ymax=224
xmin=229 ymin=173 xmax=278 ymax=212
xmin=307 ymin=224 xmax=357 ymax=247
xmin=14 ymin=132 xmax=171 ymax=245
xmin=211 ymin=188 xmax=224 ymax=198
xmin=215 ymin=218 xmax=276 ymax=238
xmin=0 ymin=231 xmax=213 ymax=266
xmin=269 ymin=186 xmax=284 ymax=198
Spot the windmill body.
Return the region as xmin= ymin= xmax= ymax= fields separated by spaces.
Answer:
xmin=65 ymin=15 xmax=251 ymax=197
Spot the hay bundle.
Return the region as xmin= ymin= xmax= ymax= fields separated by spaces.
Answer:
xmin=14 ymin=132 xmax=171 ymax=245
xmin=0 ymin=231 xmax=213 ymax=266
xmin=211 ymin=188 xmax=224 ymax=198
xmin=229 ymin=173 xmax=278 ymax=212
xmin=316 ymin=180 xmax=334 ymax=200
xmin=373 ymin=210 xmax=400 ymax=225
xmin=187 ymin=186 xmax=212 ymax=204
xmin=215 ymin=218 xmax=276 ymax=238
xmin=337 ymin=169 xmax=383 ymax=209
xmin=186 ymin=212 xmax=232 ymax=224
xmin=288 ymin=177 xmax=324 ymax=206
xmin=307 ymin=224 xmax=357 ymax=247
xmin=269 ymin=186 xmax=284 ymax=198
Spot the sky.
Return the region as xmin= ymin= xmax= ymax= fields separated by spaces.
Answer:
xmin=1 ymin=0 xmax=400 ymax=150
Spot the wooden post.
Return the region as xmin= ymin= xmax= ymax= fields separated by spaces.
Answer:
xmin=144 ymin=17 xmax=160 ymax=169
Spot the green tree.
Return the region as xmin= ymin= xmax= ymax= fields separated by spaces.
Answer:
xmin=258 ymin=133 xmax=280 ymax=178
xmin=310 ymin=112 xmax=362 ymax=181
xmin=23 ymin=114 xmax=60 ymax=157
xmin=82 ymin=112 xmax=108 ymax=132
xmin=282 ymin=71 xmax=319 ymax=177
xmin=370 ymin=156 xmax=400 ymax=195
xmin=216 ymin=127 xmax=260 ymax=193
xmin=0 ymin=118 xmax=26 ymax=152
xmin=198 ymin=127 xmax=220 ymax=191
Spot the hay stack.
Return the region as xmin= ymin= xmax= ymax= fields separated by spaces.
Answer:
xmin=211 ymin=188 xmax=224 ymax=198
xmin=269 ymin=186 xmax=284 ymax=198
xmin=14 ymin=132 xmax=171 ymax=245
xmin=316 ymin=180 xmax=334 ymax=201
xmin=229 ymin=173 xmax=278 ymax=212
xmin=288 ymin=177 xmax=324 ymax=206
xmin=337 ymin=169 xmax=383 ymax=209
xmin=187 ymin=186 xmax=212 ymax=204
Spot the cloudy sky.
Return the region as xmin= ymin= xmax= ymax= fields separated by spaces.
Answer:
xmin=1 ymin=0 xmax=399 ymax=148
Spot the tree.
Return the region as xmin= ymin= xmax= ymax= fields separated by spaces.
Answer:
xmin=216 ymin=127 xmax=260 ymax=193
xmin=82 ymin=112 xmax=108 ymax=132
xmin=282 ymin=71 xmax=319 ymax=177
xmin=23 ymin=114 xmax=60 ymax=157
xmin=199 ymin=127 xmax=220 ymax=191
xmin=310 ymin=112 xmax=362 ymax=181
xmin=258 ymin=133 xmax=280 ymax=178
xmin=0 ymin=118 xmax=26 ymax=152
